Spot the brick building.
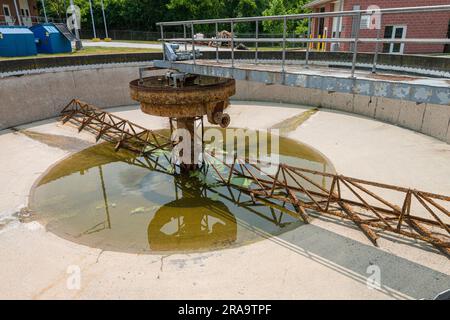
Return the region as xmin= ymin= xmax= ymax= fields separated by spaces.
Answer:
xmin=304 ymin=0 xmax=450 ymax=54
xmin=0 ymin=0 xmax=38 ymax=26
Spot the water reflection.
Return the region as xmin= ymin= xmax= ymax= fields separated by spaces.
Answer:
xmin=31 ymin=129 xmax=335 ymax=254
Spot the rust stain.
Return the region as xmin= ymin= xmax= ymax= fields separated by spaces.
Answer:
xmin=369 ymin=74 xmax=419 ymax=82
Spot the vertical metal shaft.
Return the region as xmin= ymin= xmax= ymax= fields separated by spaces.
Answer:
xmin=160 ymin=25 xmax=165 ymax=60
xmin=88 ymin=0 xmax=96 ymax=39
xmin=13 ymin=0 xmax=22 ymax=25
xmin=100 ymin=0 xmax=109 ymax=39
xmin=372 ymin=13 xmax=383 ymax=74
xmin=305 ymin=17 xmax=311 ymax=68
xmin=41 ymin=0 xmax=48 ymax=23
xmin=191 ymin=23 xmax=196 ymax=65
xmin=282 ymin=16 xmax=287 ymax=73
xmin=183 ymin=24 xmax=187 ymax=51
xmin=231 ymin=21 xmax=234 ymax=68
xmin=351 ymin=12 xmax=361 ymax=78
xmin=215 ymin=22 xmax=219 ymax=62
xmin=255 ymin=20 xmax=259 ymax=64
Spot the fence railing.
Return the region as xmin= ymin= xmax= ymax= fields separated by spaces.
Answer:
xmin=0 ymin=15 xmax=16 ymax=26
xmin=0 ymin=15 xmax=65 ymax=27
xmin=157 ymin=4 xmax=450 ymax=77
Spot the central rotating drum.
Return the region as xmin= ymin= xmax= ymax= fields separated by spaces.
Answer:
xmin=130 ymin=72 xmax=236 ymax=172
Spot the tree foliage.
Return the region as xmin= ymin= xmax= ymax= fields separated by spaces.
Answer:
xmin=39 ymin=0 xmax=309 ymax=33
xmin=262 ymin=0 xmax=310 ymax=35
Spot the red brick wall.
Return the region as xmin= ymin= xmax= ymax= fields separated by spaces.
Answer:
xmin=311 ymin=2 xmax=335 ymax=51
xmin=311 ymin=0 xmax=450 ymax=54
xmin=0 ymin=0 xmax=39 ymax=23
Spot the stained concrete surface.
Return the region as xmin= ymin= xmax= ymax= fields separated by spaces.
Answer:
xmin=0 ymin=102 xmax=449 ymax=299
xmin=2 ymin=64 xmax=449 ymax=144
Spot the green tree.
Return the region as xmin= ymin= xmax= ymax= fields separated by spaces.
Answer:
xmin=261 ymin=0 xmax=286 ymax=34
xmin=262 ymin=0 xmax=310 ymax=35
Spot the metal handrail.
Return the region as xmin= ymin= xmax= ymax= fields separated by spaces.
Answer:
xmin=0 ymin=15 xmax=64 ymax=26
xmin=0 ymin=15 xmax=16 ymax=25
xmin=157 ymin=4 xmax=450 ymax=25
xmin=157 ymin=4 xmax=450 ymax=77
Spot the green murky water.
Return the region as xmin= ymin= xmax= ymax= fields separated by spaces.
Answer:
xmin=30 ymin=129 xmax=334 ymax=254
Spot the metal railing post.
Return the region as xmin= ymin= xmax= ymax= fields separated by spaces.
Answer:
xmin=215 ymin=22 xmax=219 ymax=63
xmin=282 ymin=16 xmax=287 ymax=73
xmin=191 ymin=23 xmax=196 ymax=65
xmin=305 ymin=17 xmax=311 ymax=68
xmin=255 ymin=20 xmax=259 ymax=64
xmin=160 ymin=25 xmax=165 ymax=61
xmin=231 ymin=21 xmax=235 ymax=68
xmin=372 ymin=13 xmax=383 ymax=74
xmin=351 ymin=12 xmax=361 ymax=78
xmin=183 ymin=24 xmax=187 ymax=51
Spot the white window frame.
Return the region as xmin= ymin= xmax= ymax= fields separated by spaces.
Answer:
xmin=3 ymin=4 xmax=11 ymax=17
xmin=385 ymin=25 xmax=407 ymax=54
xmin=2 ymin=5 xmax=15 ymax=25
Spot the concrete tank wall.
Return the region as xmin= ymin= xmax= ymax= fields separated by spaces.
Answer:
xmin=1 ymin=64 xmax=449 ymax=144
xmin=233 ymin=80 xmax=450 ymax=144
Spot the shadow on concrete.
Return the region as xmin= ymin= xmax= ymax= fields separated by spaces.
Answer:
xmin=272 ymin=222 xmax=450 ymax=300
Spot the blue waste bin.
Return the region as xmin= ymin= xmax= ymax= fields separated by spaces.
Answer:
xmin=0 ymin=26 xmax=37 ymax=57
xmin=30 ymin=23 xmax=72 ymax=54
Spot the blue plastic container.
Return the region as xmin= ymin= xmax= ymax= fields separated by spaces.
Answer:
xmin=30 ymin=23 xmax=72 ymax=54
xmin=0 ymin=26 xmax=37 ymax=57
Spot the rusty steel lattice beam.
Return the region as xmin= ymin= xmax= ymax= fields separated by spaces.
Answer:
xmin=204 ymin=154 xmax=450 ymax=256
xmin=60 ymin=101 xmax=450 ymax=256
xmin=61 ymin=99 xmax=173 ymax=156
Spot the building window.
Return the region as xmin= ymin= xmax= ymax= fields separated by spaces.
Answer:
xmin=20 ymin=8 xmax=30 ymax=17
xmin=383 ymin=25 xmax=407 ymax=54
xmin=3 ymin=5 xmax=11 ymax=16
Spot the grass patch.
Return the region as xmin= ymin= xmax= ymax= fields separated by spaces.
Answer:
xmin=0 ymin=46 xmax=160 ymax=61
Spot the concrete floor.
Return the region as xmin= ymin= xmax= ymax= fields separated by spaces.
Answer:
xmin=0 ymin=101 xmax=449 ymax=299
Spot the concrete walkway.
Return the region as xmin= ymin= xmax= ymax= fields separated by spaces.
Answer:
xmin=0 ymin=101 xmax=449 ymax=299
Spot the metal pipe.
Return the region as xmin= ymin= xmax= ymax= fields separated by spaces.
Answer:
xmin=160 ymin=25 xmax=165 ymax=60
xmin=282 ymin=16 xmax=286 ymax=73
xmin=191 ymin=23 xmax=196 ymax=65
xmin=88 ymin=0 xmax=96 ymax=39
xmin=255 ymin=20 xmax=259 ymax=64
xmin=183 ymin=24 xmax=187 ymax=51
xmin=305 ymin=17 xmax=311 ymax=68
xmin=372 ymin=13 xmax=383 ymax=74
xmin=156 ymin=4 xmax=450 ymax=26
xmin=231 ymin=21 xmax=234 ymax=68
xmin=351 ymin=12 xmax=362 ymax=78
xmin=166 ymin=37 xmax=450 ymax=44
xmin=100 ymin=0 xmax=109 ymax=39
xmin=12 ymin=0 xmax=21 ymax=26
xmin=215 ymin=22 xmax=219 ymax=63
xmin=41 ymin=0 xmax=48 ymax=23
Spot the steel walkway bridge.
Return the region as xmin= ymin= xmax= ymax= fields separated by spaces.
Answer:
xmin=154 ymin=4 xmax=450 ymax=106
